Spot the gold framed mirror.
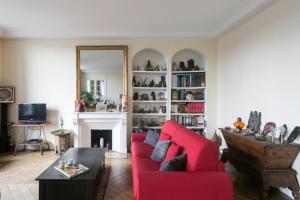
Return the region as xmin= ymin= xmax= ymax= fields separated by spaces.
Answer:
xmin=76 ymin=45 xmax=128 ymax=111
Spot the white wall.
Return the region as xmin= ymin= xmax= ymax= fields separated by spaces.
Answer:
xmin=217 ymin=0 xmax=300 ymax=198
xmin=1 ymin=38 xmax=218 ymax=148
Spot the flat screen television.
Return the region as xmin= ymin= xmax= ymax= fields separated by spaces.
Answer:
xmin=19 ymin=103 xmax=47 ymax=124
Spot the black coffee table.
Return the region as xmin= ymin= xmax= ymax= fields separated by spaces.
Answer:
xmin=36 ymin=148 xmax=105 ymax=200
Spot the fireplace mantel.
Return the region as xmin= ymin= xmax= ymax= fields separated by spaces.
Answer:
xmin=73 ymin=112 xmax=127 ymax=154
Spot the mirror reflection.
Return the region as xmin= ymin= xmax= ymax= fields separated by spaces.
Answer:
xmin=80 ymin=50 xmax=123 ymax=112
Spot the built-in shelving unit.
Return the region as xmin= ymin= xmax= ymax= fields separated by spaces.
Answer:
xmin=131 ymin=48 xmax=207 ymax=135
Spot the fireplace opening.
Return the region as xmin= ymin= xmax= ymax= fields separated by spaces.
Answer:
xmin=91 ymin=130 xmax=112 ymax=150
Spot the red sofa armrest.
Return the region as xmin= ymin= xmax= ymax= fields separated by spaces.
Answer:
xmin=131 ymin=133 xmax=147 ymax=142
xmin=136 ymin=171 xmax=233 ymax=200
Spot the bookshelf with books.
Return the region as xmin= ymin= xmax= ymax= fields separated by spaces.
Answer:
xmin=170 ymin=49 xmax=207 ymax=134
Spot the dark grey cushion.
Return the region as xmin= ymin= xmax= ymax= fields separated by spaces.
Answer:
xmin=151 ymin=140 xmax=171 ymax=162
xmin=159 ymin=154 xmax=187 ymax=171
xmin=144 ymin=129 xmax=159 ymax=147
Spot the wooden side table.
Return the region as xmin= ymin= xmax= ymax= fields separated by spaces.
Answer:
xmin=220 ymin=128 xmax=300 ymax=200
xmin=51 ymin=129 xmax=71 ymax=155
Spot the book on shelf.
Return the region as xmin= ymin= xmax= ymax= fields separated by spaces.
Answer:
xmin=171 ymin=115 xmax=205 ymax=127
xmin=54 ymin=164 xmax=89 ymax=179
xmin=172 ymin=73 xmax=205 ymax=87
xmin=171 ymin=102 xmax=205 ymax=113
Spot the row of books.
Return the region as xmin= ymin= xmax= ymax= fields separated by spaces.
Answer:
xmin=171 ymin=115 xmax=205 ymax=127
xmin=171 ymin=74 xmax=205 ymax=87
xmin=172 ymin=90 xmax=205 ymax=100
xmin=171 ymin=102 xmax=205 ymax=113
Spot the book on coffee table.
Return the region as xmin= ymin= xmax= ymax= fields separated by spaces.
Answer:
xmin=54 ymin=164 xmax=89 ymax=178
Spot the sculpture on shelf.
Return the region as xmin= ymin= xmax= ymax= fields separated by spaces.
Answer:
xmin=161 ymin=63 xmax=167 ymax=71
xmin=159 ymin=76 xmax=166 ymax=87
xmin=159 ymin=106 xmax=166 ymax=113
xmin=140 ymin=93 xmax=149 ymax=101
xmin=151 ymin=92 xmax=156 ymax=100
xmin=157 ymin=92 xmax=166 ymax=100
xmin=133 ymin=92 xmax=139 ymax=100
xmin=149 ymin=80 xmax=155 ymax=87
xmin=132 ymin=76 xmax=137 ymax=87
xmin=152 ymin=106 xmax=158 ymax=113
xmin=141 ymin=78 xmax=148 ymax=87
xmin=279 ymin=124 xmax=288 ymax=143
xmin=261 ymin=122 xmax=276 ymax=136
xmin=154 ymin=65 xmax=160 ymax=71
xmin=187 ymin=59 xmax=195 ymax=71
xmin=179 ymin=61 xmax=186 ymax=71
xmin=172 ymin=62 xmax=178 ymax=71
xmin=145 ymin=60 xmax=154 ymax=71
xmin=247 ymin=111 xmax=261 ymax=133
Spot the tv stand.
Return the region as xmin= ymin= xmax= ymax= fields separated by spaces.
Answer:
xmin=11 ymin=123 xmax=50 ymax=155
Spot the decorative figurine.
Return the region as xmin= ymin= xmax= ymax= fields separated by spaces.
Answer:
xmin=179 ymin=61 xmax=186 ymax=71
xmin=157 ymin=92 xmax=165 ymax=100
xmin=161 ymin=63 xmax=167 ymax=71
xmin=149 ymin=80 xmax=155 ymax=87
xmin=140 ymin=93 xmax=149 ymax=101
xmin=185 ymin=91 xmax=194 ymax=101
xmin=247 ymin=111 xmax=261 ymax=133
xmin=159 ymin=76 xmax=167 ymax=87
xmin=261 ymin=122 xmax=276 ymax=137
xmin=145 ymin=60 xmax=154 ymax=71
xmin=141 ymin=78 xmax=148 ymax=87
xmin=172 ymin=62 xmax=178 ymax=71
xmin=159 ymin=106 xmax=166 ymax=113
xmin=132 ymin=76 xmax=137 ymax=87
xmin=279 ymin=124 xmax=288 ymax=143
xmin=287 ymin=126 xmax=300 ymax=144
xmin=233 ymin=117 xmax=245 ymax=132
xmin=187 ymin=59 xmax=195 ymax=71
xmin=133 ymin=92 xmax=139 ymax=100
xmin=154 ymin=65 xmax=160 ymax=71
xmin=151 ymin=92 xmax=156 ymax=100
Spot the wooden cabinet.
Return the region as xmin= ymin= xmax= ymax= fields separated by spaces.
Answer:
xmin=220 ymin=128 xmax=300 ymax=199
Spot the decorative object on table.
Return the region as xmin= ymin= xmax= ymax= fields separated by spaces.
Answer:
xmin=179 ymin=61 xmax=186 ymax=71
xmin=140 ymin=93 xmax=149 ymax=101
xmin=80 ymin=91 xmax=94 ymax=106
xmin=75 ymin=99 xmax=85 ymax=112
xmin=105 ymin=142 xmax=111 ymax=150
xmin=132 ymin=76 xmax=137 ymax=87
xmin=149 ymin=80 xmax=155 ymax=87
xmin=51 ymin=129 xmax=72 ymax=155
xmin=247 ymin=111 xmax=261 ymax=133
xmin=287 ymin=126 xmax=300 ymax=144
xmin=151 ymin=92 xmax=156 ymax=100
xmin=261 ymin=122 xmax=276 ymax=137
xmin=279 ymin=124 xmax=288 ymax=143
xmin=185 ymin=91 xmax=194 ymax=101
xmin=96 ymin=101 xmax=106 ymax=112
xmin=225 ymin=126 xmax=231 ymax=131
xmin=145 ymin=60 xmax=154 ymax=71
xmin=233 ymin=117 xmax=245 ymax=132
xmin=159 ymin=76 xmax=166 ymax=87
xmin=100 ymin=138 xmax=104 ymax=148
xmin=121 ymin=95 xmax=128 ymax=112
xmin=58 ymin=117 xmax=64 ymax=130
xmin=59 ymin=160 xmax=66 ymax=169
xmin=157 ymin=92 xmax=166 ymax=100
xmin=54 ymin=160 xmax=89 ymax=179
xmin=133 ymin=92 xmax=139 ymax=100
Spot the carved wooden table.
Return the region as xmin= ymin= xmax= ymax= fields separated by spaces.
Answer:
xmin=220 ymin=128 xmax=300 ymax=200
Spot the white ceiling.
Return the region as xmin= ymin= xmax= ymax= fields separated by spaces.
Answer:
xmin=80 ymin=50 xmax=123 ymax=72
xmin=0 ymin=0 xmax=276 ymax=38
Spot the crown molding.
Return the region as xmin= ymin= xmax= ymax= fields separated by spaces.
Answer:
xmin=213 ymin=0 xmax=278 ymax=37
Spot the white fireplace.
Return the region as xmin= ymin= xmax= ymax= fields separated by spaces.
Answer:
xmin=72 ymin=112 xmax=127 ymax=154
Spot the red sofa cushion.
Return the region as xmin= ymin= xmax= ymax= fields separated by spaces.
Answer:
xmin=158 ymin=132 xmax=171 ymax=141
xmin=160 ymin=120 xmax=184 ymax=138
xmin=164 ymin=142 xmax=181 ymax=162
xmin=131 ymin=141 xmax=154 ymax=159
xmin=172 ymin=128 xmax=219 ymax=172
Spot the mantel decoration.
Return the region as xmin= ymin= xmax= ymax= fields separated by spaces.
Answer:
xmin=233 ymin=117 xmax=245 ymax=132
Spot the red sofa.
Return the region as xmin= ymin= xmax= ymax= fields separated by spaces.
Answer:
xmin=131 ymin=120 xmax=233 ymax=200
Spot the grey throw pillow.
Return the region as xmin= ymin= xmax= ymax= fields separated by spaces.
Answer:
xmin=159 ymin=154 xmax=187 ymax=171
xmin=151 ymin=140 xmax=171 ymax=162
xmin=144 ymin=129 xmax=159 ymax=147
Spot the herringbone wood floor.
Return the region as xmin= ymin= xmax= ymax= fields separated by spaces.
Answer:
xmin=0 ymin=151 xmax=291 ymax=200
